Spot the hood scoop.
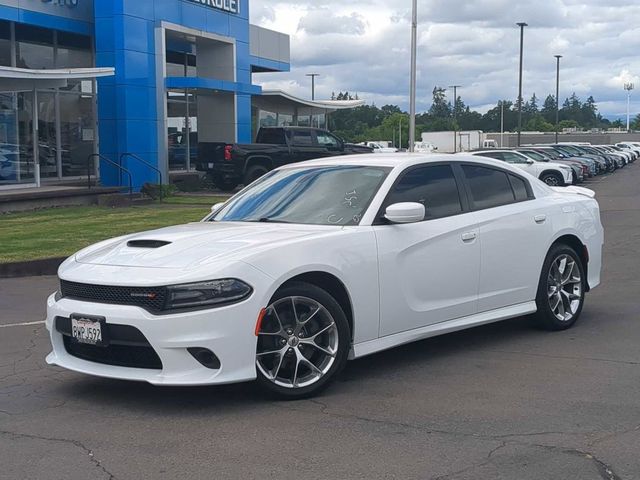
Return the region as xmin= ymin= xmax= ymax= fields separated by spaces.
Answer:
xmin=126 ymin=240 xmax=172 ymax=249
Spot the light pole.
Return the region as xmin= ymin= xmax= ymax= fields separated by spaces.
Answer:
xmin=516 ymin=22 xmax=527 ymax=147
xmin=306 ymin=73 xmax=320 ymax=101
xmin=624 ymin=83 xmax=634 ymax=132
xmin=500 ymin=100 xmax=504 ymax=148
xmin=449 ymin=85 xmax=461 ymax=152
xmin=555 ymin=55 xmax=562 ymax=144
xmin=409 ymin=0 xmax=418 ymax=152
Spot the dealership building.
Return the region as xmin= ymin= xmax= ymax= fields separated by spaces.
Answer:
xmin=0 ymin=0 xmax=361 ymax=191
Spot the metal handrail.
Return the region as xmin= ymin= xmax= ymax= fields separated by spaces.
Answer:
xmin=120 ymin=153 xmax=163 ymax=201
xmin=87 ymin=153 xmax=133 ymax=198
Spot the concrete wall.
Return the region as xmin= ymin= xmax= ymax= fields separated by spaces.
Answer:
xmin=485 ymin=132 xmax=640 ymax=147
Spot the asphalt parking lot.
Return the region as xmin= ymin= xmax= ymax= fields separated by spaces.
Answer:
xmin=1 ymin=165 xmax=639 ymax=480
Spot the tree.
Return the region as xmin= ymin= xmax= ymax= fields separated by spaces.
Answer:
xmin=631 ymin=114 xmax=640 ymax=131
xmin=429 ymin=87 xmax=451 ymax=119
xmin=541 ymin=94 xmax=557 ymax=123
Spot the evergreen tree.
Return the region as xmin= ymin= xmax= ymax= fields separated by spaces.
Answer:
xmin=429 ymin=87 xmax=451 ymax=119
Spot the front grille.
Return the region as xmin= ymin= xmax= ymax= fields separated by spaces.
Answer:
xmin=56 ymin=317 xmax=162 ymax=370
xmin=60 ymin=280 xmax=166 ymax=313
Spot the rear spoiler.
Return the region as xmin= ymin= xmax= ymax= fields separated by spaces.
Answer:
xmin=550 ymin=186 xmax=596 ymax=198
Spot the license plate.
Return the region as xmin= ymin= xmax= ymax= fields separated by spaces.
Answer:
xmin=71 ymin=315 xmax=105 ymax=346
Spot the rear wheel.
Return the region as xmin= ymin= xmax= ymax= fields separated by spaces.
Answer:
xmin=243 ymin=165 xmax=269 ymax=187
xmin=541 ymin=172 xmax=564 ymax=186
xmin=533 ymin=245 xmax=586 ymax=331
xmin=255 ymin=282 xmax=350 ymax=399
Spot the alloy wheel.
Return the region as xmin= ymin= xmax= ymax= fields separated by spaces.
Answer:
xmin=547 ymin=254 xmax=583 ymax=322
xmin=543 ymin=175 xmax=561 ymax=186
xmin=256 ymin=296 xmax=339 ymax=389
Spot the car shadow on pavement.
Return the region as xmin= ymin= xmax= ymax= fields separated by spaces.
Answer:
xmin=49 ymin=314 xmax=553 ymax=410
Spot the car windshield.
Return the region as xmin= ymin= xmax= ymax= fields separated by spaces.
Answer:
xmin=211 ymin=166 xmax=391 ymax=226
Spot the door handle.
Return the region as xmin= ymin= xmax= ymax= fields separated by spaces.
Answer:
xmin=461 ymin=232 xmax=477 ymax=242
xmin=534 ymin=214 xmax=547 ymax=224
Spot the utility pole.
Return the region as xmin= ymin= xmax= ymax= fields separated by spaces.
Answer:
xmin=500 ymin=101 xmax=504 ymax=148
xmin=555 ymin=55 xmax=562 ymax=144
xmin=625 ymin=83 xmax=634 ymax=132
xmin=306 ymin=73 xmax=320 ymax=101
xmin=449 ymin=85 xmax=461 ymax=153
xmin=516 ymin=22 xmax=528 ymax=147
xmin=409 ymin=0 xmax=418 ymax=152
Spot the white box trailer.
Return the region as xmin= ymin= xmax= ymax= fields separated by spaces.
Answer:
xmin=420 ymin=131 xmax=494 ymax=153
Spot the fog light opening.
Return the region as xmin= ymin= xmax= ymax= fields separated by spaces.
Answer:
xmin=188 ymin=348 xmax=221 ymax=370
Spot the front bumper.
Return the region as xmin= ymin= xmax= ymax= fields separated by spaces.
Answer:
xmin=45 ymin=293 xmax=263 ymax=386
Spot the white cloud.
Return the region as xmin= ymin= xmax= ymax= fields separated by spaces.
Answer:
xmin=250 ymin=0 xmax=640 ymax=117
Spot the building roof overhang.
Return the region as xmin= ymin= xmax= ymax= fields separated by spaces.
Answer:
xmin=253 ymin=90 xmax=365 ymax=116
xmin=0 ymin=67 xmax=115 ymax=92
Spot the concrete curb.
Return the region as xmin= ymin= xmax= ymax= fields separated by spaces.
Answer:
xmin=0 ymin=257 xmax=66 ymax=278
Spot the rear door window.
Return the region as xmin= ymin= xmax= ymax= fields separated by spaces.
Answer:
xmin=462 ymin=165 xmax=516 ymax=210
xmin=291 ymin=130 xmax=313 ymax=146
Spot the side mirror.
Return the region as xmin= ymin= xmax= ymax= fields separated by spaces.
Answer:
xmin=211 ymin=202 xmax=225 ymax=213
xmin=526 ymin=159 xmax=535 ymax=165
xmin=384 ymin=202 xmax=425 ymax=224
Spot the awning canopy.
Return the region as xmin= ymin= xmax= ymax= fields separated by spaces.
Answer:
xmin=254 ymin=90 xmax=365 ymax=116
xmin=0 ymin=66 xmax=115 ymax=92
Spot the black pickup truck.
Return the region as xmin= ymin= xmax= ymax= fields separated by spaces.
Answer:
xmin=196 ymin=127 xmax=373 ymax=191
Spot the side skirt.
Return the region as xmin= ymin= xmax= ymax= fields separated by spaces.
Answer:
xmin=350 ymin=301 xmax=537 ymax=360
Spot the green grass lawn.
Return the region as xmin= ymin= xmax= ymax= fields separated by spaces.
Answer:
xmin=161 ymin=195 xmax=229 ymax=206
xmin=0 ymin=204 xmax=213 ymax=263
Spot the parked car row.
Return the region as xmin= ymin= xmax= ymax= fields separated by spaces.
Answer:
xmin=467 ymin=142 xmax=638 ymax=186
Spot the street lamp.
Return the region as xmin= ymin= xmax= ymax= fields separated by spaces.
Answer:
xmin=306 ymin=73 xmax=320 ymax=101
xmin=449 ymin=85 xmax=462 ymax=153
xmin=409 ymin=0 xmax=418 ymax=152
xmin=554 ymin=55 xmax=562 ymax=143
xmin=516 ymin=22 xmax=528 ymax=147
xmin=624 ymin=82 xmax=634 ymax=132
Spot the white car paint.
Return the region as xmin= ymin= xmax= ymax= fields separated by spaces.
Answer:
xmin=46 ymin=154 xmax=603 ymax=387
xmin=467 ymin=150 xmax=574 ymax=185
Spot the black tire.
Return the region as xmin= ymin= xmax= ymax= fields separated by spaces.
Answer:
xmin=243 ymin=165 xmax=269 ymax=187
xmin=255 ymin=281 xmax=350 ymax=399
xmin=540 ymin=172 xmax=564 ymax=187
xmin=533 ymin=244 xmax=587 ymax=331
xmin=212 ymin=177 xmax=238 ymax=192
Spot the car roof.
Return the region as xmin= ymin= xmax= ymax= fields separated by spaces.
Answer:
xmin=279 ymin=152 xmax=527 ymax=173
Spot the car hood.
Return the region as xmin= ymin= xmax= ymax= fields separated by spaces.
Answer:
xmin=74 ymin=222 xmax=332 ymax=270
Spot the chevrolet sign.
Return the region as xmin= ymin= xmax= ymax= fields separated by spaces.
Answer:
xmin=187 ymin=0 xmax=240 ymax=14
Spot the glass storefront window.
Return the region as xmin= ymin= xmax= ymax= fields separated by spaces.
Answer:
xmin=16 ymin=24 xmax=54 ymax=69
xmin=259 ymin=110 xmax=277 ymax=128
xmin=0 ymin=20 xmax=10 ymax=67
xmin=166 ymin=51 xmax=197 ymax=77
xmin=0 ymin=92 xmax=35 ymax=186
xmin=277 ymin=114 xmax=293 ymax=127
xmin=56 ymin=31 xmax=92 ymax=69
xmin=38 ymin=91 xmax=57 ymax=179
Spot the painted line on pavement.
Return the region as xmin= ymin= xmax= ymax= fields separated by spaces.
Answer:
xmin=0 ymin=320 xmax=45 ymax=328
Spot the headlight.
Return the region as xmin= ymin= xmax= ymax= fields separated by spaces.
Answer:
xmin=164 ymin=279 xmax=252 ymax=310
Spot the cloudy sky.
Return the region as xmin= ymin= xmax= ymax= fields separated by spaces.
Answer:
xmin=250 ymin=0 xmax=640 ymax=118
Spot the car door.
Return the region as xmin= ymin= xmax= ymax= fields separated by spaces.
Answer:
xmin=373 ymin=163 xmax=481 ymax=337
xmin=288 ymin=129 xmax=326 ymax=162
xmin=459 ymin=163 xmax=552 ymax=312
xmin=315 ymin=131 xmax=344 ymax=157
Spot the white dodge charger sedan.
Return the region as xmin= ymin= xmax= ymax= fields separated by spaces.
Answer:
xmin=46 ymin=154 xmax=603 ymax=398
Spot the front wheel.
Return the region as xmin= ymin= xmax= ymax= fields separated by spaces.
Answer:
xmin=533 ymin=245 xmax=586 ymax=331
xmin=255 ymin=282 xmax=350 ymax=399
xmin=541 ymin=172 xmax=564 ymax=187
